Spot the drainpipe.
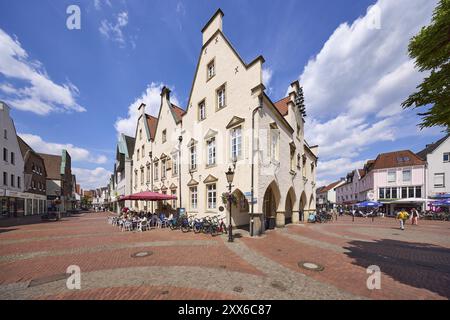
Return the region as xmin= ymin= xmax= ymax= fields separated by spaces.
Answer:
xmin=251 ymin=102 xmax=262 ymax=237
xmin=149 ymin=151 xmax=153 ymax=213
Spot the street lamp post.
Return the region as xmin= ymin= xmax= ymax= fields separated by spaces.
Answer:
xmin=178 ymin=135 xmax=183 ymax=209
xmin=148 ymin=151 xmax=153 ymax=213
xmin=225 ymin=166 xmax=235 ymax=243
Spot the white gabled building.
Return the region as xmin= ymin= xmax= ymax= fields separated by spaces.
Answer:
xmin=417 ymin=134 xmax=450 ymax=199
xmin=0 ymin=101 xmax=25 ymax=217
xmin=127 ymin=9 xmax=318 ymax=235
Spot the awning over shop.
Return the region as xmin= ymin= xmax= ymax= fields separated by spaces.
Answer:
xmin=380 ymin=198 xmax=430 ymax=204
xmin=119 ymin=191 xmax=177 ymax=201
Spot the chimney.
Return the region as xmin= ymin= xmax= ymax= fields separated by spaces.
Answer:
xmin=138 ymin=103 xmax=146 ymax=116
xmin=161 ymin=86 xmax=171 ymax=101
xmin=201 ymin=9 xmax=224 ymax=45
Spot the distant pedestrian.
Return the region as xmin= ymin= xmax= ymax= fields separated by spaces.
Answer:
xmin=411 ymin=208 xmax=420 ymax=225
xmin=397 ymin=208 xmax=409 ymax=230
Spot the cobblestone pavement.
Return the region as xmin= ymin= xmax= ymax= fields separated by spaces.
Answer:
xmin=0 ymin=212 xmax=448 ymax=300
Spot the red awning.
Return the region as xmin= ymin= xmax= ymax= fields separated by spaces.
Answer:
xmin=120 ymin=191 xmax=177 ymax=201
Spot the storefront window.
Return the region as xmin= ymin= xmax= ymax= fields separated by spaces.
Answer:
xmin=415 ymin=186 xmax=422 ymax=198
xmin=408 ymin=186 xmax=415 ymax=198
xmin=26 ymin=199 xmax=32 ymax=215
xmin=401 ymin=187 xmax=408 ymax=198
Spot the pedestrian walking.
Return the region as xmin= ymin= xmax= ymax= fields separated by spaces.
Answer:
xmin=396 ymin=208 xmax=409 ymax=230
xmin=411 ymin=208 xmax=420 ymax=225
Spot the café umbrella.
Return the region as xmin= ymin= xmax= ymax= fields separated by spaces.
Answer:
xmin=119 ymin=191 xmax=177 ymax=201
xmin=356 ymin=201 xmax=383 ymax=208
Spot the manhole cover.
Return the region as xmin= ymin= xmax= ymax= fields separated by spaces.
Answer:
xmin=131 ymin=251 xmax=153 ymax=258
xmin=298 ymin=261 xmax=324 ymax=271
xmin=233 ymin=286 xmax=243 ymax=293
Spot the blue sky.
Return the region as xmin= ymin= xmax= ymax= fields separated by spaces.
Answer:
xmin=0 ymin=0 xmax=445 ymax=189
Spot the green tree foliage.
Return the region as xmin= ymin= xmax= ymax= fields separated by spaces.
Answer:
xmin=402 ymin=0 xmax=450 ymax=132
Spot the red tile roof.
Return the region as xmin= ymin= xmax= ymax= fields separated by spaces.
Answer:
xmin=145 ymin=114 xmax=158 ymax=141
xmin=38 ymin=153 xmax=62 ymax=180
xmin=372 ymin=150 xmax=425 ymax=170
xmin=273 ymin=96 xmax=290 ymax=116
xmin=323 ymin=180 xmax=344 ymax=192
xmin=171 ymin=103 xmax=185 ymax=122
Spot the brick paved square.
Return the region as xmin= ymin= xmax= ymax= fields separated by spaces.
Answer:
xmin=0 ymin=212 xmax=449 ymax=300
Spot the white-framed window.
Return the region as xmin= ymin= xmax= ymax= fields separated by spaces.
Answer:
xmin=134 ymin=171 xmax=138 ymax=187
xmin=230 ymin=126 xmax=242 ymax=160
xmin=162 ymin=130 xmax=167 ymax=143
xmin=387 ymin=170 xmax=396 ymax=183
xmin=10 ymin=174 xmax=14 ymax=187
xmin=154 ymin=162 xmax=159 ymax=181
xmin=10 ymin=152 xmax=14 ymax=165
xmin=216 ymin=85 xmax=226 ymax=109
xmin=402 ymin=169 xmax=411 ymax=182
xmin=146 ymin=165 xmax=151 ymax=183
xmin=444 ymin=153 xmax=450 ymax=163
xmin=207 ymin=137 xmax=216 ymax=166
xmin=190 ymin=186 xmax=198 ymax=210
xmin=173 ymin=153 xmax=178 ymax=175
xmin=434 ymin=173 xmax=445 ymax=188
xmin=207 ymin=183 xmax=216 ymax=209
xmin=190 ymin=145 xmax=197 ymax=170
xmin=17 ymin=176 xmax=21 ymax=189
xmin=3 ymin=129 xmax=6 ymax=139
xmin=137 ymin=149 xmax=140 ymax=161
xmin=161 ymin=159 xmax=166 ymax=179
xmin=142 ymin=145 xmax=145 ymax=159
xmin=198 ymin=100 xmax=206 ymax=121
xmin=3 ymin=148 xmax=7 ymax=162
xmin=139 ymin=129 xmax=142 ymax=140
xmin=171 ymin=189 xmax=177 ymax=208
xmin=207 ymin=60 xmax=215 ymax=79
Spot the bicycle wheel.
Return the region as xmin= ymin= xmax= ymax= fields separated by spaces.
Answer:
xmin=193 ymin=223 xmax=201 ymax=233
xmin=181 ymin=221 xmax=190 ymax=233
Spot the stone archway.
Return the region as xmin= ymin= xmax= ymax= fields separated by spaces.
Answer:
xmin=285 ymin=187 xmax=296 ymax=225
xmin=299 ymin=191 xmax=307 ymax=222
xmin=263 ymin=181 xmax=281 ymax=230
xmin=230 ymin=189 xmax=250 ymax=229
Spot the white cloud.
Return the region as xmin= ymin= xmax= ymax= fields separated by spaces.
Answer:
xmin=0 ymin=28 xmax=85 ymax=115
xmin=19 ymin=133 xmax=108 ymax=164
xmin=99 ymin=11 xmax=129 ymax=46
xmin=317 ymin=158 xmax=367 ymax=182
xmin=293 ymin=0 xmax=437 ymax=182
xmin=72 ymin=167 xmax=112 ymax=190
xmin=262 ymin=67 xmax=273 ymax=88
xmin=299 ymin=0 xmax=436 ymax=120
xmin=115 ymin=82 xmax=180 ymax=137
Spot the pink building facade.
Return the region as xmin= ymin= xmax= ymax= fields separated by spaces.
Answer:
xmin=336 ymin=150 xmax=426 ymax=215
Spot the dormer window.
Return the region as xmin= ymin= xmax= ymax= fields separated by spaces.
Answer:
xmin=162 ymin=129 xmax=167 ymax=143
xmin=207 ymin=59 xmax=215 ymax=80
